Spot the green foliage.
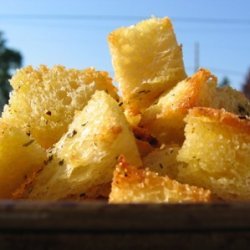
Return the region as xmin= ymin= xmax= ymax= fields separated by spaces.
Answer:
xmin=0 ymin=32 xmax=22 ymax=111
xmin=242 ymin=68 xmax=250 ymax=100
xmin=219 ymin=76 xmax=230 ymax=87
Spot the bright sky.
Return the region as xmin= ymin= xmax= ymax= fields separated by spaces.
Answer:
xmin=0 ymin=0 xmax=250 ymax=90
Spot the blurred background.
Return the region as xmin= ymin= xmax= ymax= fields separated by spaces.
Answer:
xmin=0 ymin=0 xmax=250 ymax=111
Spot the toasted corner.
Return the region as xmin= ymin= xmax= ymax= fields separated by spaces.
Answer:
xmin=109 ymin=156 xmax=211 ymax=203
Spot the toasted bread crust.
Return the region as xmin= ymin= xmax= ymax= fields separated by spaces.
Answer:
xmin=189 ymin=107 xmax=250 ymax=135
xmin=109 ymin=156 xmax=211 ymax=203
xmin=175 ymin=69 xmax=217 ymax=112
xmin=140 ymin=68 xmax=217 ymax=144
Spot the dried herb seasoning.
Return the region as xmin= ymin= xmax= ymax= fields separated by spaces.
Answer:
xmin=22 ymin=139 xmax=35 ymax=147
xmin=58 ymin=159 xmax=64 ymax=166
xmin=81 ymin=122 xmax=88 ymax=127
xmin=44 ymin=155 xmax=53 ymax=165
xmin=67 ymin=129 xmax=77 ymax=138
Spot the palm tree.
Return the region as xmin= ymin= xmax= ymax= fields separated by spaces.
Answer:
xmin=0 ymin=32 xmax=22 ymax=111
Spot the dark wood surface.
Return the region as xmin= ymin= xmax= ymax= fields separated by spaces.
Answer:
xmin=0 ymin=200 xmax=250 ymax=249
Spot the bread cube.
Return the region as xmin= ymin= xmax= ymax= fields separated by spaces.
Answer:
xmin=140 ymin=69 xmax=217 ymax=144
xmin=108 ymin=17 xmax=186 ymax=114
xmin=0 ymin=122 xmax=46 ymax=198
xmin=24 ymin=91 xmax=141 ymax=200
xmin=109 ymin=156 xmax=211 ymax=203
xmin=177 ymin=107 xmax=250 ymax=201
xmin=140 ymin=69 xmax=250 ymax=144
xmin=2 ymin=65 xmax=118 ymax=148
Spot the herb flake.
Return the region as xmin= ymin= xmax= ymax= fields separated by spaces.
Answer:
xmin=67 ymin=129 xmax=77 ymax=138
xmin=22 ymin=140 xmax=35 ymax=147
xmin=58 ymin=159 xmax=64 ymax=166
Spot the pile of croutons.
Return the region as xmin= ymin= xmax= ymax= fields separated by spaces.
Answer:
xmin=1 ymin=17 xmax=250 ymax=203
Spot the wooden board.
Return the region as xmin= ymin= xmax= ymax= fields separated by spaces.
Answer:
xmin=0 ymin=200 xmax=250 ymax=250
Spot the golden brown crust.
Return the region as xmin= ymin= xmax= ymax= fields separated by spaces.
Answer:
xmin=176 ymin=69 xmax=217 ymax=112
xmin=109 ymin=156 xmax=211 ymax=203
xmin=189 ymin=107 xmax=250 ymax=134
xmin=139 ymin=68 xmax=217 ymax=144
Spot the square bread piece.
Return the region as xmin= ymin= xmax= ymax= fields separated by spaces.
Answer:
xmin=24 ymin=91 xmax=141 ymax=200
xmin=109 ymin=156 xmax=211 ymax=203
xmin=0 ymin=122 xmax=46 ymax=198
xmin=2 ymin=65 xmax=118 ymax=148
xmin=140 ymin=68 xmax=250 ymax=144
xmin=177 ymin=107 xmax=250 ymax=201
xmin=108 ymin=17 xmax=186 ymax=115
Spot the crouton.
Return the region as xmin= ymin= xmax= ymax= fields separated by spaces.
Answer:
xmin=0 ymin=122 xmax=46 ymax=198
xmin=140 ymin=69 xmax=250 ymax=144
xmin=177 ymin=107 xmax=250 ymax=201
xmin=109 ymin=156 xmax=211 ymax=203
xmin=140 ymin=69 xmax=217 ymax=144
xmin=23 ymin=91 xmax=141 ymax=200
xmin=108 ymin=17 xmax=186 ymax=115
xmin=2 ymin=65 xmax=118 ymax=148
xmin=216 ymin=85 xmax=250 ymax=116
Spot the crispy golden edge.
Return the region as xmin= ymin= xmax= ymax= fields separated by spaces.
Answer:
xmin=110 ymin=156 xmax=211 ymax=203
xmin=189 ymin=107 xmax=250 ymax=135
xmin=176 ymin=68 xmax=216 ymax=112
xmin=111 ymin=156 xmax=146 ymax=186
xmin=162 ymin=68 xmax=216 ymax=114
xmin=140 ymin=68 xmax=216 ymax=128
xmin=108 ymin=17 xmax=173 ymax=46
xmin=10 ymin=65 xmax=118 ymax=98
